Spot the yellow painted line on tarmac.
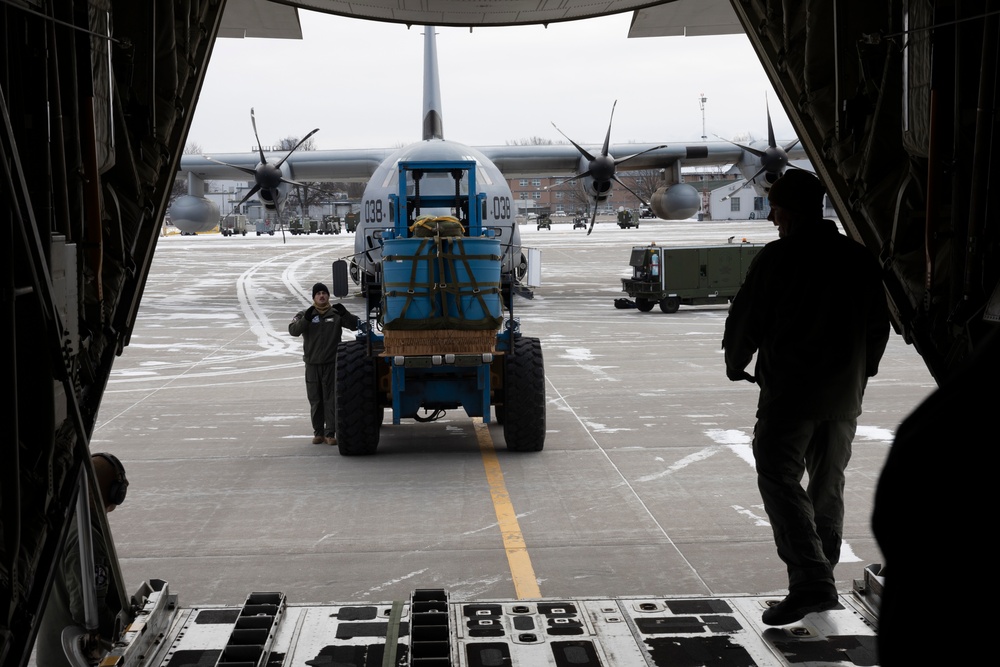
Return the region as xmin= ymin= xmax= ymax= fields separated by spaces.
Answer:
xmin=474 ymin=418 xmax=542 ymax=600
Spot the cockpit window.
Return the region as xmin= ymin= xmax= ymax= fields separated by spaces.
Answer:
xmin=476 ymin=165 xmax=493 ymax=186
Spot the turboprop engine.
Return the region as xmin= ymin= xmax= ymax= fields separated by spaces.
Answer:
xmin=649 ymin=183 xmax=700 ymax=220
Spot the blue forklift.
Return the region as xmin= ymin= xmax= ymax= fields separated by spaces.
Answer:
xmin=331 ymin=160 xmax=545 ymax=455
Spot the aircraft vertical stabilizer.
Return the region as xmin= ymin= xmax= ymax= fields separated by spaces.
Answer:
xmin=422 ymin=26 xmax=444 ymax=140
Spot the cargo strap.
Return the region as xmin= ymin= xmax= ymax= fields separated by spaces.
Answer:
xmin=381 ymin=599 xmax=405 ymax=667
xmin=437 ymin=237 xmax=500 ymax=322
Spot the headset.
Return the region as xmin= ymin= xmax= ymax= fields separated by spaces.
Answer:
xmin=92 ymin=452 xmax=129 ymax=506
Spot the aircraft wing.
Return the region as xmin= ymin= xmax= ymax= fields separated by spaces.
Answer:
xmin=480 ymin=142 xmax=755 ymax=177
xmin=180 ymin=149 xmax=396 ymax=183
xmin=627 ymin=0 xmax=743 ymax=38
xmin=179 ymin=141 xmax=789 ymax=182
xmin=219 ymin=0 xmax=303 ymax=39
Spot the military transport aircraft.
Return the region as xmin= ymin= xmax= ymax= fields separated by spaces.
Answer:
xmin=172 ymin=24 xmax=806 ymax=253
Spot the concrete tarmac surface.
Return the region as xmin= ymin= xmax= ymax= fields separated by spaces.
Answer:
xmin=94 ymin=219 xmax=935 ymax=608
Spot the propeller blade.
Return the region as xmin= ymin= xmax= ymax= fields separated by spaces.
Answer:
xmin=713 ymin=133 xmax=765 ymax=157
xmin=274 ymin=127 xmax=320 ymax=168
xmin=550 ymin=121 xmax=596 ymax=162
xmin=611 ymin=175 xmax=649 ymax=205
xmin=613 ymin=144 xmax=668 ymax=168
xmin=587 ymin=205 xmax=598 ymax=235
xmin=782 ymin=138 xmax=800 ymax=152
xmin=766 ymin=97 xmax=776 ymax=148
xmin=203 ymin=156 xmax=257 ymax=177
xmin=601 ymin=100 xmax=617 ymax=157
xmin=234 ymin=184 xmax=262 ymax=209
xmin=721 ymin=161 xmax=775 ymax=201
xmin=720 ymin=180 xmax=749 ymax=201
xmin=547 ymin=171 xmax=593 ymax=190
xmin=739 ymin=165 xmax=769 ymax=189
xmin=251 ymin=108 xmax=267 ymax=164
xmin=279 ymin=176 xmax=312 ymax=189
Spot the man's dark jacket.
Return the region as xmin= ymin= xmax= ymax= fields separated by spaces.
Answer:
xmin=723 ymin=220 xmax=890 ymax=419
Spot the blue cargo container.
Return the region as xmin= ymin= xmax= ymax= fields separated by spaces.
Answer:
xmin=383 ymin=236 xmax=501 ymax=329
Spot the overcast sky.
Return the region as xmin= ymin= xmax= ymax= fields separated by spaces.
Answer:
xmin=185 ymin=10 xmax=795 ymax=154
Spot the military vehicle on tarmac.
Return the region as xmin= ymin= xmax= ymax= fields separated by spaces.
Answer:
xmin=621 ymin=241 xmax=764 ymax=313
xmin=319 ymin=214 xmax=342 ymax=234
xmin=330 ymin=159 xmax=546 ymax=456
xmin=220 ymin=215 xmax=247 ymax=236
xmin=344 ymin=211 xmax=360 ymax=232
xmin=617 ymin=207 xmax=640 ymax=229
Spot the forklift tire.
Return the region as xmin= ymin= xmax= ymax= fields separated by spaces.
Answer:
xmin=502 ymin=337 xmax=545 ymax=452
xmin=636 ymin=299 xmax=655 ymax=312
xmin=659 ymin=297 xmax=680 ymax=314
xmin=494 ymin=404 xmax=505 ymax=424
xmin=335 ymin=340 xmax=382 ymax=455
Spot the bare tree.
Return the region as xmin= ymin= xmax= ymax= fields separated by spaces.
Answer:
xmin=549 ymin=179 xmax=592 ymax=215
xmin=277 ymin=135 xmax=327 ymax=216
xmin=619 ymin=169 xmax=663 ymax=204
xmin=506 ymin=136 xmax=556 ymax=146
xmin=277 ymin=135 xmax=317 ymax=152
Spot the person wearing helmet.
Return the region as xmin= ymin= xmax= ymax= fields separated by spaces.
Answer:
xmin=723 ymin=170 xmax=890 ymax=626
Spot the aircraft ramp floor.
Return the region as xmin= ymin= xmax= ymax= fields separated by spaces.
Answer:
xmin=114 ymin=579 xmax=881 ymax=666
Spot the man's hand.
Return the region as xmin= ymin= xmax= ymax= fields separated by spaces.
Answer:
xmin=727 ymin=367 xmax=756 ymax=383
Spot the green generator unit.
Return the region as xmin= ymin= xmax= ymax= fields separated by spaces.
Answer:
xmin=621 ymin=242 xmax=765 ymax=313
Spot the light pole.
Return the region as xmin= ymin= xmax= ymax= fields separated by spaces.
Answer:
xmin=699 ymin=93 xmax=708 ymax=140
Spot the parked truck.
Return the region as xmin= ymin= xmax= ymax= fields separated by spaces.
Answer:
xmin=319 ymin=214 xmax=342 ymax=234
xmin=331 ymin=159 xmax=545 ymax=455
xmin=344 ymin=210 xmax=360 ymax=232
xmin=621 ymin=241 xmax=764 ymax=313
xmin=220 ymin=215 xmax=247 ymax=236
xmin=617 ymin=207 xmax=639 ymax=229
xmin=254 ymin=218 xmax=275 ymax=236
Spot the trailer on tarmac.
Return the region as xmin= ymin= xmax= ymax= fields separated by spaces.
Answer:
xmin=621 ymin=241 xmax=765 ymax=313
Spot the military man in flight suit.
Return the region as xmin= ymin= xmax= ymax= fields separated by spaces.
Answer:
xmin=289 ymin=282 xmax=360 ymax=445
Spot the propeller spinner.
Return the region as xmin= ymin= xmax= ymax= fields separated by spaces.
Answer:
xmin=718 ymin=99 xmax=800 ymax=201
xmin=551 ymin=101 xmax=665 ymax=235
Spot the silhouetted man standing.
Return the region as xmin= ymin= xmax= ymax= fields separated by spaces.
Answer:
xmin=723 ymin=170 xmax=889 ymax=625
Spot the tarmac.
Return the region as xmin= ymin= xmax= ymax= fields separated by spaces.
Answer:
xmin=93 ymin=219 xmax=936 ymax=609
